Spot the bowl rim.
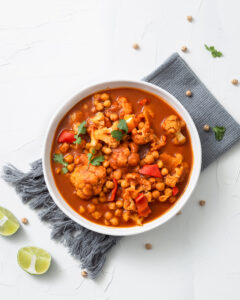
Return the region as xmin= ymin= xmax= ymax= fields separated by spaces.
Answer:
xmin=42 ymin=79 xmax=202 ymax=236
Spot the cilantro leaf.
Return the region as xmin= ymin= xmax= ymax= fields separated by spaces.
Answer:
xmin=118 ymin=119 xmax=128 ymax=134
xmin=204 ymin=44 xmax=223 ymax=58
xmin=212 ymin=126 xmax=226 ymax=141
xmin=111 ymin=130 xmax=123 ymax=141
xmin=90 ymin=155 xmax=105 ymax=166
xmin=77 ymin=121 xmax=87 ymax=135
xmin=61 ymin=167 xmax=69 ymax=174
xmin=53 ymin=154 xmax=68 ymax=167
xmin=74 ymin=135 xmax=82 ymax=144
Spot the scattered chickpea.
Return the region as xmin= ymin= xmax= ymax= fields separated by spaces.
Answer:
xmin=79 ymin=205 xmax=85 ymax=214
xmin=21 ymin=217 xmax=28 ymax=225
xmin=122 ymin=211 xmax=130 ymax=222
xmin=64 ymin=154 xmax=73 ymax=163
xmin=138 ymin=122 xmax=145 ymax=129
xmin=152 ymin=190 xmax=160 ymax=199
xmin=110 ymin=113 xmax=118 ymax=121
xmin=103 ymin=160 xmax=110 ymax=168
xmin=232 ymin=79 xmax=238 ymax=85
xmin=107 ymin=167 xmax=113 ymax=174
xmin=115 ymin=209 xmax=122 ymax=217
xmin=149 ymin=178 xmax=156 ymax=184
xmin=87 ymin=203 xmax=96 ymax=213
xmin=156 ymin=182 xmax=165 ymax=191
xmin=67 ymin=163 xmax=75 ymax=172
xmin=100 ymin=93 xmax=109 ymax=101
xmin=108 ymin=202 xmax=116 ymax=210
xmin=161 ymin=167 xmax=169 ymax=176
xmin=95 ymin=143 xmax=102 ymax=150
xmin=92 ymin=211 xmax=102 ymax=220
xmin=144 ymin=154 xmax=154 ymax=164
xmin=85 ymin=143 xmax=91 ymax=149
xmin=103 ymin=100 xmax=111 ymax=107
xmin=187 ymin=15 xmax=193 ymax=22
xmin=145 ymin=192 xmax=152 ymax=202
xmin=132 ymin=43 xmax=140 ymax=50
xmin=105 ymin=211 xmax=113 ymax=220
xmin=121 ymin=180 xmax=129 ymax=188
xmin=110 ymin=217 xmax=119 ymax=226
xmin=151 ymin=151 xmax=159 ymax=159
xmin=96 ymin=103 xmax=104 ymax=111
xmin=199 ymin=200 xmax=206 ymax=206
xmin=91 ymin=198 xmax=99 ymax=204
xmin=157 ymin=160 xmax=163 ymax=169
xmin=181 ymin=46 xmax=188 ymax=52
xmin=104 ymin=219 xmax=110 ymax=226
xmin=81 ymin=270 xmax=88 ymax=278
xmin=113 ymin=169 xmax=122 ymax=180
xmin=102 ymin=147 xmax=112 ymax=155
xmin=116 ymin=200 xmax=123 ymax=208
xmin=106 ymin=181 xmax=114 ymax=189
xmin=203 ymin=124 xmax=210 ymax=132
xmin=186 ymin=90 xmax=192 ymax=97
xmin=145 ymin=243 xmax=152 ymax=250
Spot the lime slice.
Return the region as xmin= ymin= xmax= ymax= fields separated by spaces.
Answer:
xmin=0 ymin=206 xmax=20 ymax=236
xmin=17 ymin=247 xmax=51 ymax=275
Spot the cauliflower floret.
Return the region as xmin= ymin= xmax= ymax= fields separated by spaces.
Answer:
xmin=109 ymin=143 xmax=140 ymax=169
xmin=159 ymin=153 xmax=183 ymax=171
xmin=150 ymin=134 xmax=167 ymax=151
xmin=70 ymin=155 xmax=106 ymax=200
xmin=162 ymin=115 xmax=186 ymax=145
xmin=118 ymin=96 xmax=133 ymax=118
xmin=131 ymin=121 xmax=153 ymax=145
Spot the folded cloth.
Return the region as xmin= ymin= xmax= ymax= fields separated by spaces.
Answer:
xmin=2 ymin=53 xmax=240 ymax=279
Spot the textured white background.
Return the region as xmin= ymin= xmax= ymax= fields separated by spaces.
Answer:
xmin=0 ymin=0 xmax=240 ymax=299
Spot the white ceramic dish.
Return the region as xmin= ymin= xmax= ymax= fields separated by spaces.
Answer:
xmin=43 ymin=80 xmax=202 ymax=236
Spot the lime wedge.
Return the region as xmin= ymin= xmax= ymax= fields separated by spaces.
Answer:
xmin=0 ymin=206 xmax=20 ymax=236
xmin=17 ymin=247 xmax=51 ymax=275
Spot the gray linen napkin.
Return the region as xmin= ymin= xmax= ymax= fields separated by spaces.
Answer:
xmin=2 ymin=53 xmax=240 ymax=279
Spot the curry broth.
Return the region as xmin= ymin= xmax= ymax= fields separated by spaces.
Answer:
xmin=51 ymin=88 xmax=193 ymax=227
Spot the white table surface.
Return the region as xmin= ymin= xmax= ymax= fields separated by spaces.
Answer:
xmin=1 ymin=0 xmax=240 ymax=299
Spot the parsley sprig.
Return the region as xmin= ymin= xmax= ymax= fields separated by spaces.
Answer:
xmin=87 ymin=149 xmax=105 ymax=167
xmin=74 ymin=121 xmax=87 ymax=144
xmin=204 ymin=44 xmax=223 ymax=58
xmin=53 ymin=153 xmax=69 ymax=174
xmin=111 ymin=119 xmax=128 ymax=141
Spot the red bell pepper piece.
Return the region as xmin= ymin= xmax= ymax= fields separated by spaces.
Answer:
xmin=135 ymin=193 xmax=151 ymax=217
xmin=108 ymin=178 xmax=118 ymax=201
xmin=172 ymin=186 xmax=179 ymax=196
xmin=138 ymin=98 xmax=149 ymax=106
xmin=58 ymin=130 xmax=75 ymax=144
xmin=139 ymin=164 xmax=162 ymax=178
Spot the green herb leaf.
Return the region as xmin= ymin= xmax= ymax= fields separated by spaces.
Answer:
xmin=118 ymin=119 xmax=128 ymax=134
xmin=53 ymin=154 xmax=68 ymax=167
xmin=61 ymin=167 xmax=69 ymax=174
xmin=90 ymin=155 xmax=105 ymax=166
xmin=212 ymin=126 xmax=226 ymax=141
xmin=73 ymin=135 xmax=82 ymax=144
xmin=111 ymin=130 xmax=123 ymax=141
xmin=77 ymin=121 xmax=87 ymax=135
xmin=204 ymin=44 xmax=223 ymax=58
xmin=87 ymin=152 xmax=93 ymax=167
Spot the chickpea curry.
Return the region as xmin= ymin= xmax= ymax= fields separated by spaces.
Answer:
xmin=51 ymin=88 xmax=193 ymax=227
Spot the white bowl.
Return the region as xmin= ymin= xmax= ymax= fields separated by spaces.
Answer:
xmin=43 ymin=80 xmax=202 ymax=236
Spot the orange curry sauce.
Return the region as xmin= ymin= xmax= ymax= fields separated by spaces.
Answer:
xmin=51 ymin=88 xmax=193 ymax=227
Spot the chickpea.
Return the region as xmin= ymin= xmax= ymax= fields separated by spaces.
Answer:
xmin=115 ymin=209 xmax=122 ymax=217
xmin=103 ymin=160 xmax=110 ymax=168
xmin=92 ymin=211 xmax=102 ymax=220
xmin=108 ymin=202 xmax=116 ymax=210
xmin=151 ymin=151 xmax=159 ymax=159
xmin=99 ymin=195 xmax=107 ymax=202
xmin=145 ymin=192 xmax=152 ymax=202
xmin=121 ymin=180 xmax=129 ymax=188
xmin=106 ymin=181 xmax=114 ymax=189
xmin=140 ymin=160 xmax=145 ymax=167
xmin=138 ymin=122 xmax=145 ymax=129
xmin=85 ymin=143 xmax=91 ymax=149
xmin=128 ymin=153 xmax=140 ymax=167
xmin=113 ymin=169 xmax=122 ymax=180
xmin=161 ymin=168 xmax=169 ymax=176
xmin=59 ymin=142 xmax=69 ymax=153
xmin=92 ymin=197 xmax=99 ymax=204
xmin=105 ymin=211 xmax=113 ymax=220
xmin=102 ymin=147 xmax=112 ymax=155
xmin=104 ymin=219 xmax=110 ymax=226
xmin=96 ymin=103 xmax=104 ymax=111
xmin=186 ymin=90 xmax=192 ymax=97
xmin=107 ymin=167 xmax=113 ymax=174
xmin=67 ymin=163 xmax=75 ymax=172
xmin=157 ymin=160 xmax=163 ymax=168
xmin=149 ymin=178 xmax=156 ymax=184
xmin=169 ymin=196 xmax=176 ymax=203
xmin=122 ymin=211 xmax=130 ymax=222
xmin=156 ymin=182 xmax=165 ymax=191
xmin=95 ymin=142 xmax=102 ymax=150
xmin=103 ymin=100 xmax=111 ymax=107
xmin=21 ymin=218 xmax=28 ymax=225
xmin=132 ymin=128 xmax=137 ymax=135
xmin=87 ymin=203 xmax=95 ymax=213
xmin=64 ymin=154 xmax=74 ymax=163
xmin=144 ymin=154 xmax=154 ymax=164
xmin=152 ymin=190 xmax=160 ymax=199
xmin=165 ymin=188 xmax=173 ymax=197
xmin=110 ymin=217 xmax=119 ymax=226
xmin=103 ymin=186 xmax=109 ymax=193
xmin=116 ymin=200 xmax=123 ymax=208
xmin=100 ymin=93 xmax=109 ymax=101
xmin=110 ymin=113 xmax=118 ymax=121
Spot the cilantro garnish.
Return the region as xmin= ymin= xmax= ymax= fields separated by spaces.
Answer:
xmin=212 ymin=126 xmax=226 ymax=141
xmin=53 ymin=154 xmax=69 ymax=173
xmin=87 ymin=149 xmax=104 ymax=167
xmin=111 ymin=119 xmax=128 ymax=141
xmin=118 ymin=119 xmax=128 ymax=134
xmin=74 ymin=121 xmax=86 ymax=144
xmin=111 ymin=130 xmax=123 ymax=141
xmin=204 ymin=44 xmax=223 ymax=58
